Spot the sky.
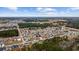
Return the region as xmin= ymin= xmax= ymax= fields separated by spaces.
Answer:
xmin=0 ymin=7 xmax=79 ymax=17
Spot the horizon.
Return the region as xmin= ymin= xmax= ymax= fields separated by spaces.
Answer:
xmin=0 ymin=16 xmax=79 ymax=17
xmin=0 ymin=7 xmax=79 ymax=17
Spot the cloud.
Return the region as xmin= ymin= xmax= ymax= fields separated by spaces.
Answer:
xmin=6 ymin=7 xmax=18 ymax=11
xmin=36 ymin=7 xmax=76 ymax=17
xmin=70 ymin=7 xmax=79 ymax=10
xmin=36 ymin=7 xmax=43 ymax=11
xmin=36 ymin=7 xmax=56 ymax=12
xmin=36 ymin=7 xmax=57 ymax=16
xmin=36 ymin=7 xmax=73 ymax=17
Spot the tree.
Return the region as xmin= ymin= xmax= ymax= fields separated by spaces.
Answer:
xmin=29 ymin=37 xmax=64 ymax=51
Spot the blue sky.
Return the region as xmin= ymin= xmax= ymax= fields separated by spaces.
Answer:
xmin=0 ymin=7 xmax=79 ymax=17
